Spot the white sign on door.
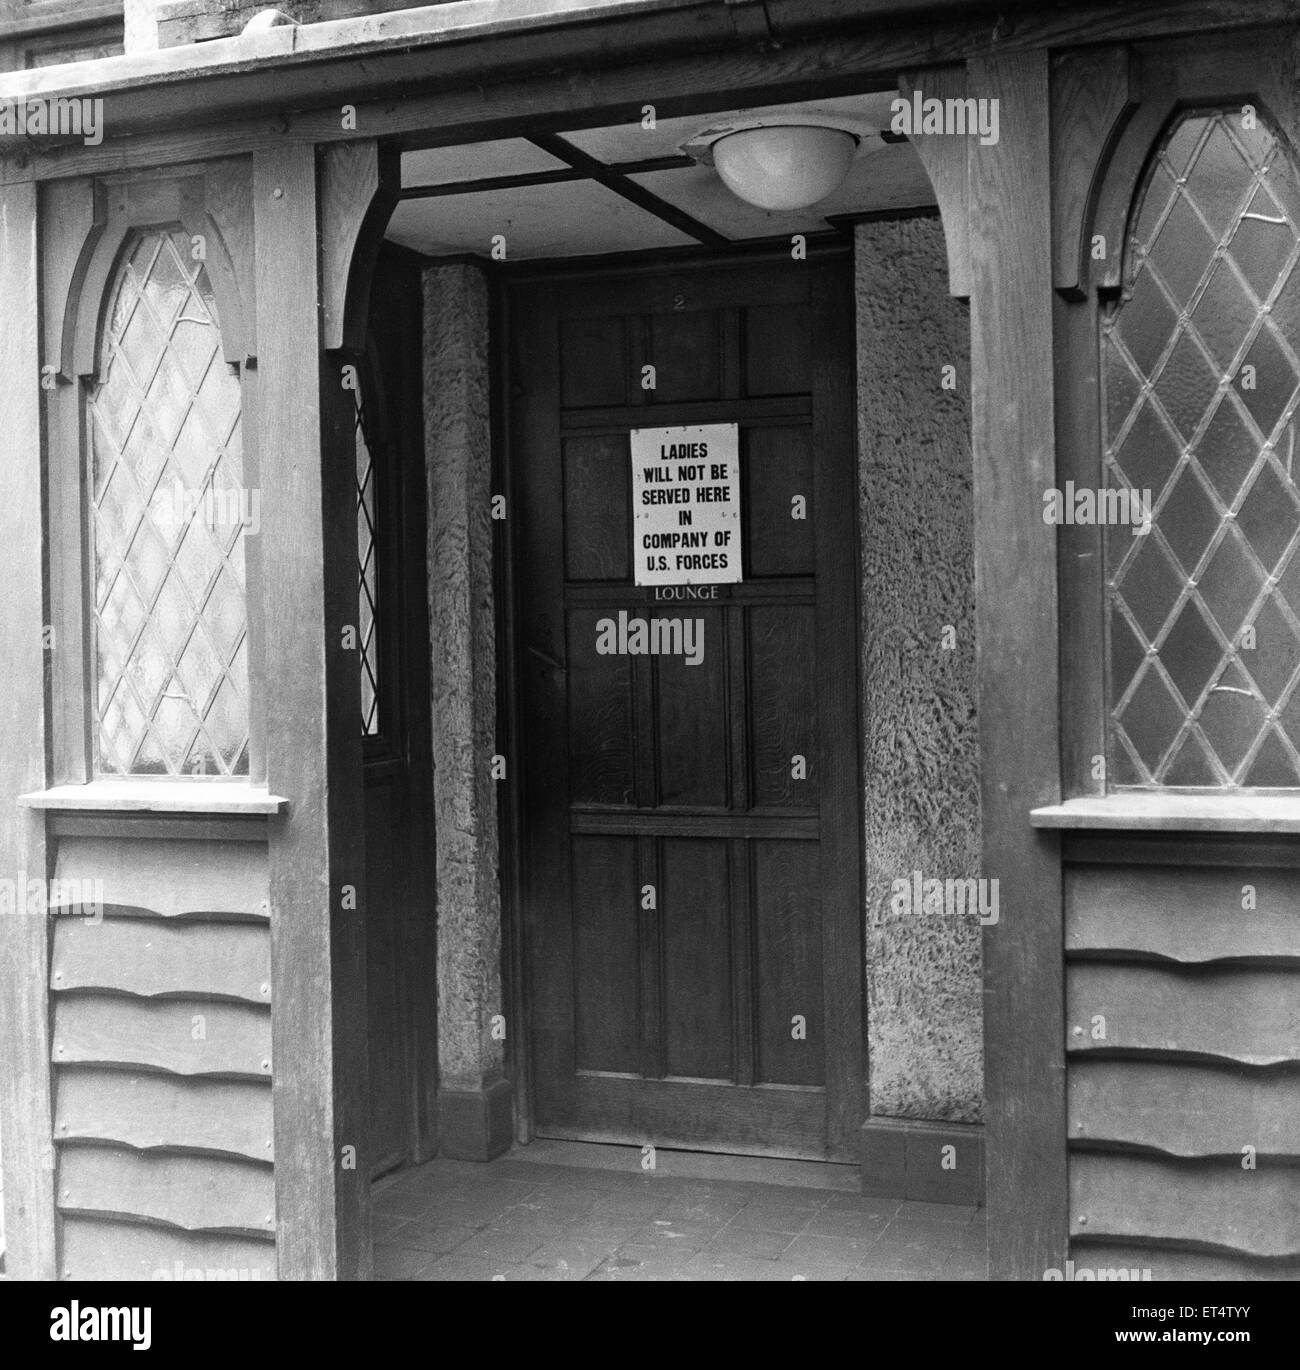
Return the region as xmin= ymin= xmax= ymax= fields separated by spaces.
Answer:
xmin=630 ymin=423 xmax=742 ymax=587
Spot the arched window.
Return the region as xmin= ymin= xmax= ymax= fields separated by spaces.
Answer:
xmin=88 ymin=227 xmax=249 ymax=776
xmin=355 ymin=386 xmax=380 ymax=737
xmin=1104 ymin=110 xmax=1300 ymax=787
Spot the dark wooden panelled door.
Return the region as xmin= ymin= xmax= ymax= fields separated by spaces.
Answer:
xmin=511 ymin=251 xmax=863 ymax=1161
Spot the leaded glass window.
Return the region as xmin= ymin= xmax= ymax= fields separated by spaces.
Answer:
xmin=356 ymin=394 xmax=380 ymax=736
xmin=89 ymin=228 xmax=249 ymax=776
xmin=1104 ymin=110 xmax=1300 ymax=787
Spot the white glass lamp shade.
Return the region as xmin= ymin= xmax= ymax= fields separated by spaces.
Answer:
xmin=711 ymin=125 xmax=858 ymax=210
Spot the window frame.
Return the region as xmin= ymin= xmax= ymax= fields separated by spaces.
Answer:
xmin=44 ymin=164 xmax=265 ymax=787
xmin=1102 ymin=103 xmax=1300 ymax=791
xmin=1055 ymin=33 xmax=1300 ymax=804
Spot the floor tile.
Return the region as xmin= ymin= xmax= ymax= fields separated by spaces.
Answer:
xmin=372 ymin=1243 xmax=437 ymax=1279
xmin=703 ymin=1227 xmax=793 ymax=1260
xmin=382 ymin=1221 xmax=475 ymax=1256
xmin=896 ymin=1201 xmax=979 ymax=1224
xmin=782 ymin=1232 xmax=881 ymax=1264
xmin=521 ymin=1238 xmax=617 ymax=1278
xmin=422 ymin=1255 xmax=518 ymax=1281
xmin=859 ymin=1245 xmax=951 ymax=1276
xmin=803 ymin=1210 xmax=894 ymax=1240
xmin=373 ymin=1148 xmax=973 ymax=1283
xmin=822 ymin=1192 xmax=900 ymax=1216
xmin=727 ymin=1204 xmax=816 ymax=1235
xmin=685 ymin=1252 xmax=804 ymax=1281
xmin=605 ymin=1243 xmax=700 ymax=1271
xmin=628 ymin=1217 xmax=727 ymax=1247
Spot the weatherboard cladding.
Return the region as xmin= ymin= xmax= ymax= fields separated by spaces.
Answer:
xmin=49 ymin=836 xmax=276 ymax=1279
xmin=1065 ymin=857 xmax=1300 ymax=1278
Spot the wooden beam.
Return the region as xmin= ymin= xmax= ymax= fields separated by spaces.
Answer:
xmin=255 ymin=144 xmax=371 ymax=1280
xmin=527 ymin=132 xmax=729 ymax=248
xmin=608 ymin=154 xmax=697 ymax=175
xmin=899 ymin=67 xmax=971 ymax=299
xmin=7 ymin=4 xmax=1291 ymax=186
xmin=966 ymin=48 xmax=1067 ymax=1283
xmin=0 ymin=177 xmax=58 ymax=1280
xmin=810 ymin=259 xmax=866 ymax=1160
xmin=402 ymin=167 xmax=586 ymax=199
xmin=400 ymin=158 xmax=694 ymax=200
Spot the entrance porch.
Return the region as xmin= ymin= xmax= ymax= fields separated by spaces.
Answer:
xmin=371 ymin=1143 xmax=986 ymax=1281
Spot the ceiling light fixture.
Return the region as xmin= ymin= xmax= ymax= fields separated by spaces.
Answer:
xmin=681 ymin=112 xmax=878 ymax=211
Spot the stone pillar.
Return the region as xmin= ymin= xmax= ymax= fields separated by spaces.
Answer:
xmin=122 ymin=0 xmax=161 ymax=53
xmin=855 ymin=216 xmax=982 ymax=1129
xmin=423 ymin=263 xmax=511 ymax=1161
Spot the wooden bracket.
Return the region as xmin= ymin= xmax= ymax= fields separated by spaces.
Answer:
xmin=44 ymin=177 xmax=103 ymax=383
xmin=900 ymin=67 xmax=971 ymax=301
xmin=1051 ymin=47 xmax=1139 ymax=299
xmin=320 ymin=139 xmax=400 ymax=355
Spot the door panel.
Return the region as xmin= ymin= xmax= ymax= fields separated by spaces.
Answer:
xmin=512 ymin=253 xmax=862 ymax=1160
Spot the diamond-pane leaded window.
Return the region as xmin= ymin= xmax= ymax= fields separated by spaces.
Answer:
xmin=1104 ymin=110 xmax=1300 ymax=787
xmin=89 ymin=228 xmax=249 ymax=776
xmin=356 ymin=397 xmax=380 ymax=736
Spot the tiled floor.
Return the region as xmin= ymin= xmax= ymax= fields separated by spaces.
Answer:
xmin=372 ymin=1142 xmax=987 ymax=1281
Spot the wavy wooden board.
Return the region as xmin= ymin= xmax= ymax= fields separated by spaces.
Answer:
xmin=52 ymin=836 xmax=269 ymax=919
xmin=1068 ymin=1241 xmax=1300 ymax=1281
xmin=53 ymin=996 xmax=272 ymax=1078
xmin=58 ymin=1145 xmax=275 ymax=1235
xmin=55 ymin=1069 xmax=273 ymax=1162
xmin=1071 ymin=1152 xmax=1300 ymax=1258
xmin=1066 ymin=865 xmax=1300 ymax=963
xmin=52 ymin=916 xmax=271 ymax=1002
xmin=1067 ymin=963 xmax=1300 ymax=1066
xmin=1069 ymin=1058 xmax=1300 ymax=1158
xmin=61 ymin=1215 xmax=276 ymax=1282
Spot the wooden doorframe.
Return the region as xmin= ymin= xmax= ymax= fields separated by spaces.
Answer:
xmin=495 ymin=240 xmax=866 ymax=1160
xmin=359 ymin=244 xmax=440 ymax=1177
xmin=491 ymin=267 xmax=534 ymax=1145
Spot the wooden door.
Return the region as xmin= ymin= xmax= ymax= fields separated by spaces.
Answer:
xmin=510 ymin=251 xmax=863 ymax=1161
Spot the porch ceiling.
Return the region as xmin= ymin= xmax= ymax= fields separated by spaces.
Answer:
xmin=388 ymin=91 xmax=936 ymax=260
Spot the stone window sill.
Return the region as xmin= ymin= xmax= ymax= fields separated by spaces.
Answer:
xmin=1030 ymin=793 xmax=1300 ymax=834
xmin=18 ymin=780 xmax=287 ymax=815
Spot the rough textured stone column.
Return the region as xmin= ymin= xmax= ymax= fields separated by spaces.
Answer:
xmin=423 ymin=263 xmax=511 ymax=1160
xmin=855 ymin=217 xmax=983 ymax=1128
